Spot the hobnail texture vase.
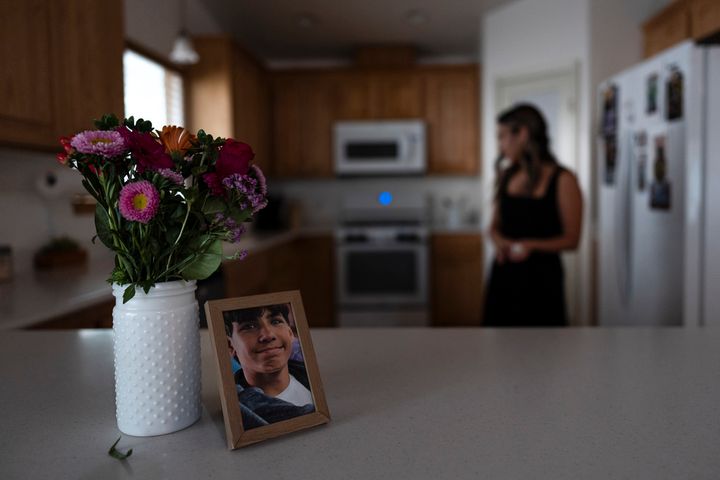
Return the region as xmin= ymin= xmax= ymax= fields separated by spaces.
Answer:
xmin=111 ymin=280 xmax=202 ymax=436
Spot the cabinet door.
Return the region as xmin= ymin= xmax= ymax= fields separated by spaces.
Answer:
xmin=691 ymin=0 xmax=720 ymax=40
xmin=272 ymin=74 xmax=333 ymax=177
xmin=297 ymin=235 xmax=335 ymax=328
xmin=333 ymin=73 xmax=374 ymax=120
xmin=223 ymin=251 xmax=269 ymax=297
xmin=431 ymin=234 xmax=484 ymax=326
xmin=425 ymin=67 xmax=480 ymax=175
xmin=643 ymin=1 xmax=691 ymax=58
xmin=233 ymin=47 xmax=271 ymax=172
xmin=0 ymin=0 xmax=58 ymax=148
xmin=371 ymin=72 xmax=423 ymax=119
xmin=53 ymin=0 xmax=125 ymax=135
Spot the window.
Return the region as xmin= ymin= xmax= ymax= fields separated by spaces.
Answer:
xmin=123 ymin=49 xmax=185 ymax=127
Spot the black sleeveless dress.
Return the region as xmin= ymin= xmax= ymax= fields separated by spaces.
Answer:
xmin=483 ymin=166 xmax=568 ymax=327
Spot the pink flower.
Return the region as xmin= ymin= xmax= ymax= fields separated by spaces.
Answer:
xmin=158 ymin=168 xmax=184 ymax=185
xmin=70 ymin=130 xmax=126 ymax=158
xmin=119 ymin=180 xmax=160 ymax=224
xmin=216 ymin=139 xmax=254 ymax=180
xmin=116 ymin=127 xmax=174 ymax=173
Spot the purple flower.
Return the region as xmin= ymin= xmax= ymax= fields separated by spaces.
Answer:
xmin=222 ymin=173 xmax=268 ymax=213
xmin=70 ymin=130 xmax=126 ymax=158
xmin=250 ymin=164 xmax=267 ymax=196
xmin=158 ymin=168 xmax=184 ymax=185
xmin=119 ymin=180 xmax=160 ymax=224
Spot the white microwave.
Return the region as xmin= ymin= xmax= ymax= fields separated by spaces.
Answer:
xmin=333 ymin=120 xmax=426 ymax=176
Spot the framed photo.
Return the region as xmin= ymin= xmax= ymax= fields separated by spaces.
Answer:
xmin=205 ymin=290 xmax=330 ymax=449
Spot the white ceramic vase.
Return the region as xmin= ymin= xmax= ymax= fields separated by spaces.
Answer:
xmin=111 ymin=280 xmax=202 ymax=437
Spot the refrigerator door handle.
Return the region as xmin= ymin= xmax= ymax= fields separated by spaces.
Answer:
xmin=614 ymin=132 xmax=633 ymax=306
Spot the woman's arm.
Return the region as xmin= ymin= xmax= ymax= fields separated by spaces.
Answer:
xmin=509 ymin=171 xmax=583 ymax=261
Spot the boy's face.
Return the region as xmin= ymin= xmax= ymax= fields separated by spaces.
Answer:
xmin=228 ymin=308 xmax=294 ymax=375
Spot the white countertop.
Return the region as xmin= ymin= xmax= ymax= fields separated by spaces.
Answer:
xmin=0 ymin=327 xmax=718 ymax=479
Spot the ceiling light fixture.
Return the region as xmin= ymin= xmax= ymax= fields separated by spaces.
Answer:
xmin=170 ymin=0 xmax=199 ymax=65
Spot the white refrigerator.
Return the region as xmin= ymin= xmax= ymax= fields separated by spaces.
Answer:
xmin=597 ymin=40 xmax=720 ymax=327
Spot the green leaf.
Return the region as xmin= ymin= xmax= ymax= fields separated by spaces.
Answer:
xmin=95 ymin=205 xmax=114 ymax=250
xmin=202 ymin=197 xmax=226 ymax=215
xmin=180 ymin=239 xmax=222 ymax=280
xmin=229 ymin=209 xmax=251 ymax=224
xmin=108 ymin=436 xmax=133 ymax=460
xmin=94 ymin=113 xmax=120 ymax=130
xmin=122 ymin=285 xmax=136 ymax=304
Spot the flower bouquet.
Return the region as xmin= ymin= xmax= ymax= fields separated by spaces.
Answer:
xmin=58 ymin=114 xmax=268 ymax=436
xmin=58 ymin=114 xmax=267 ymax=302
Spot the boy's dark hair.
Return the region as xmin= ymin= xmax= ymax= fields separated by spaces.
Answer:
xmin=223 ymin=304 xmax=291 ymax=336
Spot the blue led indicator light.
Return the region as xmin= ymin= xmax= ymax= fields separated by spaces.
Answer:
xmin=378 ymin=191 xmax=393 ymax=206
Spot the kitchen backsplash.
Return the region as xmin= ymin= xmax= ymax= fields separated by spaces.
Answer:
xmin=269 ymin=176 xmax=485 ymax=228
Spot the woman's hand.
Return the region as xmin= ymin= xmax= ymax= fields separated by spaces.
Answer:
xmin=493 ymin=235 xmax=513 ymax=264
xmin=508 ymin=240 xmax=532 ymax=263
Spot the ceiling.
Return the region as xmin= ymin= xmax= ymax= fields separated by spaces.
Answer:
xmin=196 ymin=0 xmax=671 ymax=63
xmin=199 ymin=0 xmax=511 ymax=61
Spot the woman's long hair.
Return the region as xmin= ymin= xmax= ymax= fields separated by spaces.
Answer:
xmin=495 ymin=104 xmax=559 ymax=200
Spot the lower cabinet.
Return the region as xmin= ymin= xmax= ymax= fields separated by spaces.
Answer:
xmin=28 ymin=298 xmax=115 ymax=329
xmin=431 ymin=234 xmax=484 ymax=327
xmin=223 ymin=234 xmax=335 ymax=328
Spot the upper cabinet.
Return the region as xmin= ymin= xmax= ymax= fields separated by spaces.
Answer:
xmin=272 ymin=72 xmax=334 ymax=178
xmin=0 ymin=0 xmax=124 ymax=150
xmin=643 ymin=0 xmax=720 ymax=58
xmin=332 ymin=70 xmax=423 ymax=120
xmin=424 ymin=66 xmax=480 ymax=176
xmin=690 ymin=0 xmax=720 ymax=40
xmin=187 ymin=36 xmax=271 ymax=172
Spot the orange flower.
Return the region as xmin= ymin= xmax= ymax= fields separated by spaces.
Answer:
xmin=159 ymin=126 xmax=195 ymax=156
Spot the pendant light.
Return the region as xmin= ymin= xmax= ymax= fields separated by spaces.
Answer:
xmin=169 ymin=0 xmax=199 ymax=65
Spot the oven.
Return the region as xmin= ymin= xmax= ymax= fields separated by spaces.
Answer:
xmin=336 ymin=225 xmax=429 ymax=327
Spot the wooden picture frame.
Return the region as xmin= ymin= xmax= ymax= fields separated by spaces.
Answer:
xmin=205 ymin=290 xmax=331 ymax=449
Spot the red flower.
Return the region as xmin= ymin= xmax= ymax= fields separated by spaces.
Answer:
xmin=56 ymin=136 xmax=74 ymax=165
xmin=202 ymin=173 xmax=224 ymax=196
xmin=117 ymin=127 xmax=174 ymax=173
xmin=216 ymin=139 xmax=254 ymax=180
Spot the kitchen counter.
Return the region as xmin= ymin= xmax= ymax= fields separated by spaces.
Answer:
xmin=0 ymin=227 xmax=332 ymax=330
xmin=1 ymin=327 xmax=718 ymax=479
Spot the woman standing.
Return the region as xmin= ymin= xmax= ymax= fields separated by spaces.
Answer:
xmin=484 ymin=104 xmax=583 ymax=327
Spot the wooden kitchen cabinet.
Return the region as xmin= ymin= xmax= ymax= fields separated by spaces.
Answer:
xmin=431 ymin=234 xmax=484 ymax=327
xmin=222 ymin=235 xmax=336 ymax=327
xmin=332 ymin=70 xmax=423 ymax=120
xmin=187 ymin=36 xmax=271 ymax=172
xmin=643 ymin=0 xmax=691 ymax=58
xmin=272 ymin=73 xmax=334 ymax=177
xmin=27 ymin=298 xmax=115 ymax=329
xmin=691 ymin=0 xmax=720 ymax=40
xmin=0 ymin=0 xmax=124 ymax=150
xmin=296 ymin=235 xmax=335 ymax=328
xmin=424 ymin=66 xmax=480 ymax=175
